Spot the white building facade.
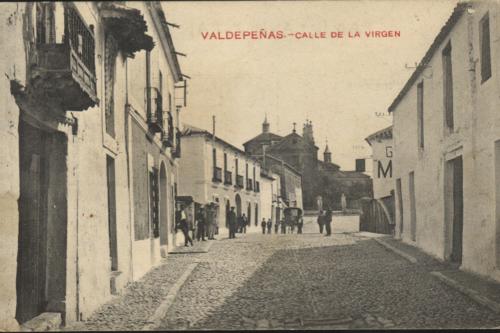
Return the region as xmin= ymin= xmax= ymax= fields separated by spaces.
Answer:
xmin=366 ymin=126 xmax=393 ymax=200
xmin=177 ymin=126 xmax=262 ymax=234
xmin=391 ymin=2 xmax=500 ymax=282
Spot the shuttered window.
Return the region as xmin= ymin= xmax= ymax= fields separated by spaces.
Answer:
xmin=417 ymin=81 xmax=424 ymax=149
xmin=442 ymin=42 xmax=454 ymax=131
xmin=480 ymin=13 xmax=492 ymax=83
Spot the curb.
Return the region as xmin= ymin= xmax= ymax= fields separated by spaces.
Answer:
xmin=430 ymin=271 xmax=500 ymax=315
xmin=142 ymin=262 xmax=199 ymax=330
xmin=373 ymin=238 xmax=418 ymax=264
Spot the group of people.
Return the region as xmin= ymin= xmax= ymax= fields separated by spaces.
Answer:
xmin=317 ymin=209 xmax=333 ymax=236
xmin=260 ymin=216 xmax=304 ymax=235
xmin=176 ymin=203 xmax=218 ymax=247
xmin=227 ymin=206 xmax=250 ymax=239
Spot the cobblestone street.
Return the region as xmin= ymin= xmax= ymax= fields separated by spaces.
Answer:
xmin=66 ymin=216 xmax=500 ymax=331
xmin=156 ymin=217 xmax=500 ymax=330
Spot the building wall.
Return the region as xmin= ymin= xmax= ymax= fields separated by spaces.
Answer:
xmin=370 ymin=137 xmax=394 ymax=199
xmin=0 ymin=2 xmax=182 ymax=328
xmin=393 ymin=12 xmax=470 ymax=259
xmin=463 ymin=1 xmax=500 ymax=279
xmin=260 ymin=176 xmax=273 ymax=222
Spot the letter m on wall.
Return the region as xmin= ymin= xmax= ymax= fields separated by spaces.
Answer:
xmin=378 ymin=160 xmax=392 ymax=178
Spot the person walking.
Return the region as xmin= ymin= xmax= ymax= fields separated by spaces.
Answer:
xmin=280 ymin=218 xmax=287 ymax=234
xmin=324 ymin=208 xmax=333 ymax=236
xmin=228 ymin=207 xmax=237 ymax=239
xmin=297 ymin=214 xmax=303 ymax=234
xmin=266 ymin=218 xmax=272 ymax=234
xmin=274 ymin=219 xmax=280 ymax=234
xmin=179 ymin=204 xmax=193 ymax=246
xmin=317 ymin=210 xmax=325 ymax=234
xmin=261 ymin=218 xmax=267 ymax=234
xmin=241 ymin=214 xmax=248 ymax=234
xmin=196 ymin=207 xmax=207 ymax=241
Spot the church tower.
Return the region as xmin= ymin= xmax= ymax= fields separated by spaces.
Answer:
xmin=262 ymin=115 xmax=270 ymax=133
xmin=302 ymin=120 xmax=315 ymax=143
xmin=324 ymin=140 xmax=332 ymax=163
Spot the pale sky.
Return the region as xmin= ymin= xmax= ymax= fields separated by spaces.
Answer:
xmin=163 ymin=0 xmax=458 ymax=170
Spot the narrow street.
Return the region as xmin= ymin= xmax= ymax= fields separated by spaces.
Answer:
xmin=154 ymin=217 xmax=500 ymax=330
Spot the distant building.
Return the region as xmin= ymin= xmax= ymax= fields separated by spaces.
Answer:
xmin=259 ymin=168 xmax=282 ymax=224
xmin=178 ymin=125 xmax=262 ymax=234
xmin=244 ymin=118 xmax=372 ymax=210
xmin=365 ymin=126 xmax=393 ymax=199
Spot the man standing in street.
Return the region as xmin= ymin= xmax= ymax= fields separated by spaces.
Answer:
xmin=179 ymin=204 xmax=193 ymax=246
xmin=324 ymin=208 xmax=333 ymax=236
xmin=228 ymin=207 xmax=237 ymax=239
xmin=196 ymin=206 xmax=206 ymax=241
xmin=266 ymin=218 xmax=272 ymax=234
xmin=317 ymin=210 xmax=325 ymax=234
xmin=261 ymin=218 xmax=267 ymax=234
xmin=297 ymin=212 xmax=304 ymax=234
xmin=241 ymin=213 xmax=248 ymax=234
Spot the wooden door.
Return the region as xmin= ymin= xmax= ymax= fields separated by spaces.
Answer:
xmin=451 ymin=157 xmax=464 ymax=264
xmin=16 ymin=121 xmax=48 ymax=323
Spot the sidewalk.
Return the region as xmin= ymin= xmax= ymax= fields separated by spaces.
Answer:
xmin=63 ymin=239 xmax=215 ymax=331
xmin=380 ymin=236 xmax=500 ymax=319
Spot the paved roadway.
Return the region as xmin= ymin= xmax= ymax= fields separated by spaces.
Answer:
xmin=157 ymin=217 xmax=500 ymax=330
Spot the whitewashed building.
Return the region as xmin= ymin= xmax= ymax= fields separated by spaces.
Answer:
xmin=259 ymin=168 xmax=282 ymax=224
xmin=391 ymin=1 xmax=500 ymax=282
xmin=366 ymin=126 xmax=393 ymax=200
xmin=178 ymin=125 xmax=262 ymax=235
xmin=0 ymin=2 xmax=185 ymax=329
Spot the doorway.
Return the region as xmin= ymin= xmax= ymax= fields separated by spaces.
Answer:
xmin=159 ymin=164 xmax=168 ymax=247
xmin=235 ymin=194 xmax=242 ymax=218
xmin=409 ymin=172 xmax=416 ymax=241
xmin=225 ymin=200 xmax=230 ymax=228
xmin=396 ymin=178 xmax=404 ymax=237
xmin=106 ymin=155 xmax=118 ymax=271
xmin=16 ymin=120 xmax=68 ymax=323
xmin=255 ymin=204 xmax=259 ymax=226
xmin=247 ymin=203 xmax=252 ymax=226
xmin=448 ymin=156 xmax=464 ymax=264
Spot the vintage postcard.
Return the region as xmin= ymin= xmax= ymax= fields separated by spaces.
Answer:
xmin=1 ymin=0 xmax=500 ymax=331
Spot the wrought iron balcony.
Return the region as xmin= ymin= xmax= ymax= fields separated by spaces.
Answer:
xmin=213 ymin=167 xmax=223 ymax=183
xmin=235 ymin=175 xmax=244 ymax=188
xmin=172 ymin=129 xmax=181 ymax=158
xmin=224 ymin=171 xmax=232 ymax=185
xmin=147 ymin=87 xmax=163 ymax=133
xmin=30 ymin=4 xmax=98 ymax=111
xmin=162 ymin=111 xmax=174 ymax=147
xmin=246 ymin=179 xmax=253 ymax=191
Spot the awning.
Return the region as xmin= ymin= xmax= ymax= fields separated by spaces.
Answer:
xmin=98 ymin=2 xmax=154 ymax=57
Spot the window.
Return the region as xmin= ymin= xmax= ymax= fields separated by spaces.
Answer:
xmin=246 ymin=163 xmax=249 ymax=181
xmin=212 ymin=148 xmax=217 ymax=169
xmin=417 ymin=81 xmax=424 ymax=148
xmin=36 ymin=3 xmax=55 ymax=44
xmin=480 ymin=13 xmax=492 ymax=83
xmin=442 ymin=42 xmax=454 ymax=130
xmin=104 ymin=33 xmax=118 ymax=137
xmin=224 ymin=153 xmax=227 ymax=172
xmin=235 ymin=158 xmax=239 ymax=175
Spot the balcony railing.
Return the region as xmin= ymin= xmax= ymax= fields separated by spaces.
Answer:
xmin=162 ymin=111 xmax=174 ymax=147
xmin=255 ymin=181 xmax=260 ymax=193
xmin=224 ymin=170 xmax=232 ymax=185
xmin=236 ymin=175 xmax=244 ymax=188
xmin=213 ymin=167 xmax=223 ymax=183
xmin=30 ymin=3 xmax=98 ymax=111
xmin=147 ymin=87 xmax=163 ymax=133
xmin=246 ymin=179 xmax=253 ymax=191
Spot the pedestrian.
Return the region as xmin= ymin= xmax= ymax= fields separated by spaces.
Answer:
xmin=261 ymin=218 xmax=267 ymax=234
xmin=280 ymin=218 xmax=286 ymax=234
xmin=297 ymin=214 xmax=303 ymax=234
xmin=228 ymin=207 xmax=237 ymax=239
xmin=207 ymin=205 xmax=216 ymax=240
xmin=266 ymin=218 xmax=272 ymax=234
xmin=290 ymin=221 xmax=295 ymax=234
xmin=317 ymin=210 xmax=324 ymax=234
xmin=196 ymin=207 xmax=206 ymax=241
xmin=179 ymin=204 xmax=193 ymax=246
xmin=324 ymin=208 xmax=333 ymax=236
xmin=274 ymin=219 xmax=280 ymax=234
xmin=241 ymin=213 xmax=248 ymax=234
